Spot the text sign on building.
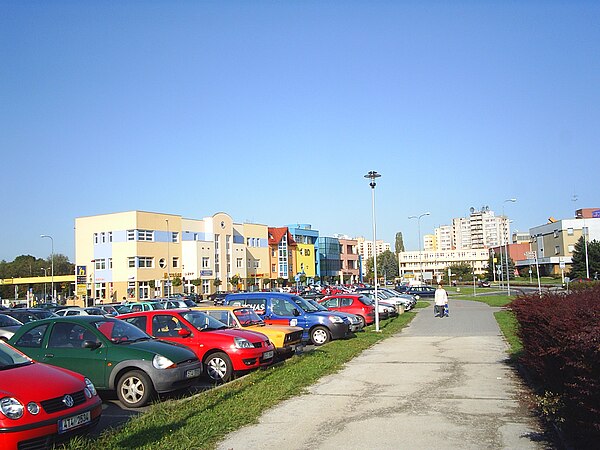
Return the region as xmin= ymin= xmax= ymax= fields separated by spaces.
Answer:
xmin=76 ymin=265 xmax=87 ymax=285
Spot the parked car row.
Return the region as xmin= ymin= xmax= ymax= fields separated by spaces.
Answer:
xmin=0 ymin=290 xmax=404 ymax=448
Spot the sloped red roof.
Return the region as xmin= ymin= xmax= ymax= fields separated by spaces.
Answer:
xmin=268 ymin=227 xmax=297 ymax=246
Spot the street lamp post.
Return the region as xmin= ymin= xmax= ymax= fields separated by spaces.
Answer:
xmin=40 ymin=235 xmax=54 ymax=301
xmin=408 ymin=212 xmax=430 ymax=283
xmin=502 ymin=199 xmax=516 ymax=296
xmin=364 ymin=170 xmax=381 ymax=332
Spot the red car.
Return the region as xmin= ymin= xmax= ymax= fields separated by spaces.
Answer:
xmin=0 ymin=341 xmax=102 ymax=449
xmin=318 ymin=294 xmax=376 ymax=327
xmin=119 ymin=309 xmax=275 ymax=383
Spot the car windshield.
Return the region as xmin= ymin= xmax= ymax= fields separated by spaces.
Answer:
xmin=233 ymin=308 xmax=264 ymax=326
xmin=181 ymin=311 xmax=228 ymax=331
xmin=307 ymin=300 xmax=328 ymax=311
xmin=0 ymin=314 xmax=22 ymax=327
xmin=184 ymin=300 xmax=196 ymax=307
xmin=35 ymin=310 xmax=57 ymax=319
xmin=95 ymin=319 xmax=151 ymax=343
xmin=0 ymin=341 xmax=32 ymax=370
xmin=292 ymin=296 xmax=319 ymax=312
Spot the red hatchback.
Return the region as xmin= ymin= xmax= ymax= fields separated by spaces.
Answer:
xmin=119 ymin=309 xmax=275 ymax=383
xmin=318 ymin=294 xmax=376 ymax=327
xmin=0 ymin=341 xmax=102 ymax=449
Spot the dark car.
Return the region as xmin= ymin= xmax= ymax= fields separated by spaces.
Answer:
xmin=478 ymin=280 xmax=491 ymax=288
xmin=404 ymin=286 xmax=437 ymax=298
xmin=4 ymin=308 xmax=59 ymax=324
xmin=9 ymin=316 xmax=203 ymax=408
xmin=209 ymin=292 xmax=229 ymax=306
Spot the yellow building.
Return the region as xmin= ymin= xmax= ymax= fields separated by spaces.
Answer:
xmin=75 ymin=211 xmax=270 ymax=303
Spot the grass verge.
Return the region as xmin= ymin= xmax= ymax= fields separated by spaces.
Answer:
xmin=494 ymin=309 xmax=523 ymax=359
xmin=66 ymin=312 xmax=416 ymax=450
xmin=453 ymin=293 xmax=514 ymax=308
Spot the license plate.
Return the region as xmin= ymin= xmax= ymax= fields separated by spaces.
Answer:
xmin=186 ymin=368 xmax=202 ymax=378
xmin=263 ymin=350 xmax=274 ymax=360
xmin=58 ymin=411 xmax=91 ymax=433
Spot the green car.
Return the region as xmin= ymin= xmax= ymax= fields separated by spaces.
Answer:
xmin=9 ymin=316 xmax=203 ymax=408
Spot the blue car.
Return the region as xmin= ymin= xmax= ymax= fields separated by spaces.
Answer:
xmin=224 ymin=292 xmax=352 ymax=346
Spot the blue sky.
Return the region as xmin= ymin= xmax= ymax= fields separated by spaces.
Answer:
xmin=2 ymin=1 xmax=599 ymax=262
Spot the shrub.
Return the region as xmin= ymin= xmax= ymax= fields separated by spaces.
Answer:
xmin=510 ymin=287 xmax=600 ymax=447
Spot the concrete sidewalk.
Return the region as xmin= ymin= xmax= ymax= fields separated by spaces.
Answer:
xmin=218 ymin=300 xmax=551 ymax=449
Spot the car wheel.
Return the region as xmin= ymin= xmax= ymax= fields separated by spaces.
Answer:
xmin=357 ymin=315 xmax=366 ymax=328
xmin=310 ymin=326 xmax=331 ymax=346
xmin=117 ymin=370 xmax=154 ymax=408
xmin=204 ymin=352 xmax=233 ymax=382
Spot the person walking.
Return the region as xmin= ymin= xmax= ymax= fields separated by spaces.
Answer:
xmin=434 ymin=284 xmax=449 ymax=318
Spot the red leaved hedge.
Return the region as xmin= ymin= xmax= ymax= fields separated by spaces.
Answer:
xmin=510 ymin=286 xmax=600 ymax=448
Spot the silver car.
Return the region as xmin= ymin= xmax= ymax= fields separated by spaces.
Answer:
xmin=0 ymin=313 xmax=23 ymax=341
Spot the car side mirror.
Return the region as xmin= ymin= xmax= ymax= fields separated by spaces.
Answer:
xmin=293 ymin=309 xmax=300 ymax=317
xmin=178 ymin=329 xmax=192 ymax=337
xmin=83 ymin=340 xmax=101 ymax=350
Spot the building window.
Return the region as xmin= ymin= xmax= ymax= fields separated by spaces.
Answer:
xmin=109 ymin=258 xmax=113 ymax=269
xmin=172 ymin=257 xmax=179 ymax=268
xmin=95 ymin=259 xmax=106 ymax=270
xmin=568 ymin=244 xmax=575 ymax=253
xmin=553 ymin=230 xmax=559 ymax=238
xmin=567 ymin=228 xmax=574 ymax=236
xmin=138 ymin=257 xmax=153 ymax=268
xmin=236 ymin=258 xmax=243 ymax=268
xmin=108 ymin=232 xmax=113 ymax=242
xmin=555 ymin=246 xmax=560 ymax=255
xmin=272 ymin=264 xmax=276 ymax=273
xmin=127 ymin=281 xmax=135 ymax=299
xmin=128 ymin=257 xmax=135 ymax=268
xmin=127 ymin=230 xmax=135 ymax=241
xmin=139 ymin=281 xmax=150 ymax=300
xmin=202 ymin=280 xmax=210 ymax=294
xmin=100 ymin=232 xmax=106 ymax=243
xmin=202 ymin=257 xmax=210 ymax=268
xmin=171 ymin=232 xmax=179 ymax=243
xmin=138 ymin=230 xmax=154 ymax=241
xmin=93 ymin=233 xmax=98 ymax=244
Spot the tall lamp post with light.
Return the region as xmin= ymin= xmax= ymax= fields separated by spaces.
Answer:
xmin=408 ymin=212 xmax=430 ymax=283
xmin=364 ymin=170 xmax=381 ymax=332
xmin=502 ymin=199 xmax=516 ymax=296
xmin=40 ymin=235 xmax=54 ymax=301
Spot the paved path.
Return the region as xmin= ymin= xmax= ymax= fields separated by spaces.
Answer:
xmin=218 ymin=299 xmax=551 ymax=450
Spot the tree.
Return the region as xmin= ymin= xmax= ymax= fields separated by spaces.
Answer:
xmin=395 ymin=232 xmax=405 ymax=253
xmin=365 ymin=250 xmax=399 ymax=282
xmin=445 ymin=262 xmax=475 ymax=283
xmin=569 ymin=237 xmax=600 ymax=279
xmin=213 ymin=278 xmax=222 ymax=291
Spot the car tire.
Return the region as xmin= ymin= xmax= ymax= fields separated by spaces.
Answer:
xmin=357 ymin=315 xmax=366 ymax=328
xmin=310 ymin=326 xmax=331 ymax=346
xmin=116 ymin=370 xmax=155 ymax=408
xmin=204 ymin=352 xmax=233 ymax=382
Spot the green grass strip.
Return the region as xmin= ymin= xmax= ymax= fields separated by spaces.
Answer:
xmin=494 ymin=309 xmax=523 ymax=359
xmin=66 ymin=312 xmax=416 ymax=450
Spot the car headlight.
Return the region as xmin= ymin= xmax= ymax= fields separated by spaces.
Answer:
xmin=328 ymin=316 xmax=344 ymax=324
xmin=0 ymin=397 xmax=24 ymax=420
xmin=152 ymin=354 xmax=176 ymax=369
xmin=234 ymin=337 xmax=254 ymax=349
xmin=84 ymin=378 xmax=97 ymax=397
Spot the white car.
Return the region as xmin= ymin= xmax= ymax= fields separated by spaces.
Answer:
xmin=55 ymin=307 xmax=107 ymax=317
